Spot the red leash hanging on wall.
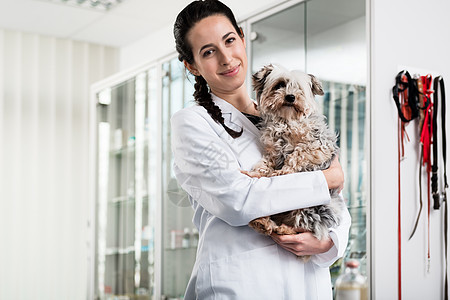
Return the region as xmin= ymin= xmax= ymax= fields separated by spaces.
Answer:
xmin=392 ymin=70 xmax=420 ymax=300
xmin=392 ymin=70 xmax=422 ymax=300
xmin=419 ymin=74 xmax=434 ymax=272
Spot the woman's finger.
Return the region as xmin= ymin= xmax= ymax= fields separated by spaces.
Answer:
xmin=271 ymin=233 xmax=302 ymax=244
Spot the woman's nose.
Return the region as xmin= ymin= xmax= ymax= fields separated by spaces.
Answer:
xmin=219 ymin=50 xmax=232 ymax=66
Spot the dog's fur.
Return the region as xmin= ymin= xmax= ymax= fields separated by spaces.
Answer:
xmin=246 ymin=64 xmax=344 ymax=254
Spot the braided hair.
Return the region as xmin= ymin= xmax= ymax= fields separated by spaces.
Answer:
xmin=174 ymin=0 xmax=243 ymax=138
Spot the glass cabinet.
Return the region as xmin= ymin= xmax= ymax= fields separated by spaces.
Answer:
xmin=94 ymin=69 xmax=159 ymax=299
xmin=92 ymin=57 xmax=196 ymax=300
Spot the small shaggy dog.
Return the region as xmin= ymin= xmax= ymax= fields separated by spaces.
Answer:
xmin=245 ymin=64 xmax=344 ymax=248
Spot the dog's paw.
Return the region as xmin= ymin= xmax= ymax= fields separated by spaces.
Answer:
xmin=240 ymin=170 xmax=261 ymax=178
xmin=256 ymin=167 xmax=271 ymax=176
xmin=249 ymin=217 xmax=274 ymax=235
xmin=273 ymin=224 xmax=297 ymax=235
xmin=271 ymin=169 xmax=290 ymax=176
xmin=240 ymin=169 xmax=267 ymax=178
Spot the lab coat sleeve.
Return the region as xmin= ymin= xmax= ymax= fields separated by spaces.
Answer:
xmin=311 ymin=194 xmax=351 ymax=268
xmin=170 ymin=108 xmax=331 ymax=227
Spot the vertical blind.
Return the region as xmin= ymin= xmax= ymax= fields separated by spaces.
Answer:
xmin=0 ymin=29 xmax=118 ymax=300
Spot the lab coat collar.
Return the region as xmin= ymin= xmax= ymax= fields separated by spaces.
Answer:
xmin=210 ymin=93 xmax=261 ymax=139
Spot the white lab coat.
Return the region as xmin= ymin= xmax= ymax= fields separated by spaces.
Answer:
xmin=171 ymin=93 xmax=351 ymax=300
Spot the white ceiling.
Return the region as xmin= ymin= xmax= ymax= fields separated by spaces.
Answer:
xmin=0 ymin=0 xmax=191 ymax=47
xmin=0 ymin=0 xmax=365 ymax=48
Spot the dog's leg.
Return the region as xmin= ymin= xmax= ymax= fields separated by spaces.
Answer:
xmin=249 ymin=217 xmax=278 ymax=235
xmin=243 ymin=156 xmax=276 ymax=178
xmin=312 ymin=224 xmax=330 ymax=241
xmin=270 ymin=160 xmax=302 ymax=176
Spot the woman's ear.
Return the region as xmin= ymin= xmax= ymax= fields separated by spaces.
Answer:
xmin=239 ymin=27 xmax=246 ymax=48
xmin=184 ymin=60 xmax=200 ymax=76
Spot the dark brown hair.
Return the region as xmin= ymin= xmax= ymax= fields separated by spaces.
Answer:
xmin=174 ymin=0 xmax=244 ymax=138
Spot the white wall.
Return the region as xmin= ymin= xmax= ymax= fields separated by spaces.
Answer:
xmin=0 ymin=29 xmax=118 ymax=300
xmin=120 ymin=24 xmax=174 ymax=71
xmin=370 ymin=0 xmax=450 ymax=299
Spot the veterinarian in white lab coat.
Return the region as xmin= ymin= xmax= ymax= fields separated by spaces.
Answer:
xmin=172 ymin=1 xmax=351 ymax=299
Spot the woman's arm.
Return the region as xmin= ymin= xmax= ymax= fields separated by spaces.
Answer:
xmin=323 ymin=156 xmax=345 ymax=191
xmin=171 ymin=108 xmax=332 ymax=227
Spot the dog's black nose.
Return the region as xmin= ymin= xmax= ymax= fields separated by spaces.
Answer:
xmin=284 ymin=94 xmax=295 ymax=103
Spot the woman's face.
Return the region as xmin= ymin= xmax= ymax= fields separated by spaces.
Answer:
xmin=185 ymin=15 xmax=247 ymax=96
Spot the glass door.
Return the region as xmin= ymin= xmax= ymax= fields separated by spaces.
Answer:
xmin=95 ymin=69 xmax=158 ymax=299
xmin=249 ymin=0 xmax=367 ymax=283
xmin=161 ymin=58 xmax=197 ymax=299
xmin=305 ymin=0 xmax=367 ymax=280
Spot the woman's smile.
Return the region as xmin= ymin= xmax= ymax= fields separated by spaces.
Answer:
xmin=219 ymin=64 xmax=241 ymax=77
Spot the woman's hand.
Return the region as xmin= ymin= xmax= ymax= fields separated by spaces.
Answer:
xmin=322 ymin=155 xmax=344 ymax=192
xmin=270 ymin=231 xmax=334 ymax=256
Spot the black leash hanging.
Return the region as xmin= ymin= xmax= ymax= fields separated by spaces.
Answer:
xmin=432 ymin=77 xmax=442 ymax=209
xmin=393 ymin=71 xmax=420 ymax=123
xmin=433 ymin=76 xmax=448 ymax=300
xmin=435 ymin=77 xmax=448 ymax=197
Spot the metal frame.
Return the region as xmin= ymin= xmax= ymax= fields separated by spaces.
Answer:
xmin=366 ymin=0 xmax=373 ymax=298
xmin=87 ymin=55 xmax=97 ymax=300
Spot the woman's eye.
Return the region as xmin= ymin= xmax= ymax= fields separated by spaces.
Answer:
xmin=226 ymin=37 xmax=236 ymax=44
xmin=202 ymin=49 xmax=214 ymax=57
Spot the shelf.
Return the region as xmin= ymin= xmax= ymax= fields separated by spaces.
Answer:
xmin=110 ymin=194 xmax=149 ymax=204
xmin=105 ymin=246 xmax=135 ymax=255
xmin=105 ymin=245 xmax=153 ymax=255
xmin=110 ymin=140 xmax=149 ymax=156
xmin=347 ymin=204 xmax=367 ymax=209
xmin=164 ymin=246 xmax=197 ymax=252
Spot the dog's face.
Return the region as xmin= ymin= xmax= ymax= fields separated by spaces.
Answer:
xmin=252 ymin=64 xmax=324 ymax=122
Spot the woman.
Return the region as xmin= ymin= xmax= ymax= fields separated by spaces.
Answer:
xmin=171 ymin=1 xmax=351 ymax=299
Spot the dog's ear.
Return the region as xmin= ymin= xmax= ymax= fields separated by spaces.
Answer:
xmin=252 ymin=64 xmax=274 ymax=100
xmin=309 ymin=74 xmax=324 ymax=96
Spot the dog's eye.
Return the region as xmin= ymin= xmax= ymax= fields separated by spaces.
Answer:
xmin=274 ymin=81 xmax=286 ymax=90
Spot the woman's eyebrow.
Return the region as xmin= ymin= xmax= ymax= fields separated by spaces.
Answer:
xmin=198 ymin=31 xmax=235 ymax=54
xmin=222 ymin=31 xmax=234 ymax=40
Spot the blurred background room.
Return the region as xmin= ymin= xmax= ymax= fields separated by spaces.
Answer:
xmin=0 ymin=0 xmax=449 ymax=299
